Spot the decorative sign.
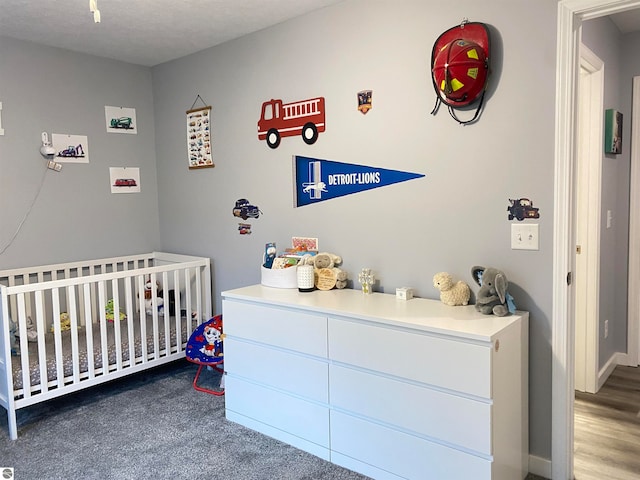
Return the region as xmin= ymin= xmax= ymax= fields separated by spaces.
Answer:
xmin=187 ymin=106 xmax=213 ymax=169
xmin=357 ymin=90 xmax=372 ymax=114
xmin=52 ymin=134 xmax=89 ymax=163
xmin=105 ymin=106 xmax=137 ymax=134
xmin=315 ymin=268 xmax=337 ymax=290
xmin=293 ymin=155 xmax=425 ymax=207
xmin=0 ymin=101 xmax=4 ymax=135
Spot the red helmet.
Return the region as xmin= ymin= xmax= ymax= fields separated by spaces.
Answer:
xmin=432 ymin=39 xmax=488 ymax=107
xmin=430 ymin=22 xmax=490 ymax=124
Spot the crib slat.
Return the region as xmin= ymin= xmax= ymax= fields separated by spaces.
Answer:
xmin=173 ymin=270 xmax=182 ymax=349
xmin=137 ymin=275 xmax=147 ymax=362
xmin=184 ymin=269 xmax=192 ymax=332
xmin=83 ymin=283 xmax=95 ymax=379
xmin=195 ymin=267 xmax=202 ymax=324
xmin=51 ymin=288 xmax=64 ymax=390
xmin=16 ymin=294 xmax=31 ymax=399
xmin=98 ymin=281 xmax=109 ymax=375
xmin=34 ymin=290 xmax=48 ymax=394
xmin=150 ymin=273 xmax=159 ymax=360
xmin=162 ymin=271 xmax=170 ymax=355
xmin=67 ymin=287 xmax=81 ymax=384
xmin=125 ymin=278 xmax=135 ymax=366
xmin=113 ymin=279 xmax=123 ymax=371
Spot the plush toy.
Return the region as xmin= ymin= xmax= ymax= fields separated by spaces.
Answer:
xmin=470 ymin=266 xmax=515 ymax=316
xmin=433 ymin=272 xmax=470 ymax=306
xmin=144 ymin=280 xmax=164 ymax=315
xmin=50 ymin=312 xmax=72 ymax=332
xmin=313 ymin=252 xmax=348 ymax=289
xmin=105 ymin=299 xmax=126 ymax=322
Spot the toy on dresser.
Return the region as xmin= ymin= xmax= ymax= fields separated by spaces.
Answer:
xmin=470 ymin=265 xmax=516 ymax=316
xmin=433 ymin=272 xmax=470 ymax=306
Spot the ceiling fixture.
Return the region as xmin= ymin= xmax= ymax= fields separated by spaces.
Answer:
xmin=89 ymin=0 xmax=101 ymax=23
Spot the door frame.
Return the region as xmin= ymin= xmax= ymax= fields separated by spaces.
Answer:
xmin=628 ymin=76 xmax=640 ymax=367
xmin=554 ymin=1 xmax=640 ymax=478
xmin=574 ymin=44 xmax=603 ymax=394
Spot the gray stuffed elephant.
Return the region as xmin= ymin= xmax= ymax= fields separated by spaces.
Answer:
xmin=470 ymin=266 xmax=510 ymax=317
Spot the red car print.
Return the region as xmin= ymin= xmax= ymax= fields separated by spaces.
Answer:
xmin=114 ymin=178 xmax=137 ymax=187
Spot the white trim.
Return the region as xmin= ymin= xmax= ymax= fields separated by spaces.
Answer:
xmin=575 ymin=44 xmax=603 ymax=394
xmin=628 ymin=77 xmax=640 ymax=367
xmin=555 ymin=1 xmax=640 ymax=479
xmin=596 ymin=352 xmax=626 ymax=390
xmin=528 ymin=454 xmax=552 ymax=480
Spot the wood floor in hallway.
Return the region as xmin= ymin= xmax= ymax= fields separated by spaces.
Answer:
xmin=574 ymin=365 xmax=640 ymax=480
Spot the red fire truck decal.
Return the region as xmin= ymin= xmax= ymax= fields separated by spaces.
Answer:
xmin=257 ymin=97 xmax=325 ymax=149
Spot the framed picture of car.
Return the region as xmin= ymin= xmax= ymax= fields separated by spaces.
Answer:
xmin=109 ymin=167 xmax=140 ymax=194
xmin=105 ymin=106 xmax=137 ymax=134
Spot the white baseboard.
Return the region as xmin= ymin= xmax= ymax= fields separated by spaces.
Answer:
xmin=597 ymin=352 xmax=628 ymax=391
xmin=528 ymin=454 xmax=551 ymax=479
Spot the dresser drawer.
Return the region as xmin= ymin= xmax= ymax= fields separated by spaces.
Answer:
xmin=329 ymin=364 xmax=492 ymax=455
xmin=225 ymin=376 xmax=329 ymax=448
xmin=330 ymin=410 xmax=492 ymax=480
xmin=328 ymin=318 xmax=492 ymax=398
xmin=223 ymin=300 xmax=327 ymax=357
xmin=225 ymin=338 xmax=328 ymax=402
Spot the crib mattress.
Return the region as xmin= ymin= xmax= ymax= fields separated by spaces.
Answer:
xmin=11 ymin=315 xmax=188 ymax=391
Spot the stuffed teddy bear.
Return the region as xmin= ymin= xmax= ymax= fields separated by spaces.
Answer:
xmin=313 ymin=252 xmax=347 ymax=289
xmin=470 ymin=266 xmax=514 ymax=316
xmin=433 ymin=272 xmax=470 ymax=306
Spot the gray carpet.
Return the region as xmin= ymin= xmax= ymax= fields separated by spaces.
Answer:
xmin=0 ymin=361 xmax=548 ymax=480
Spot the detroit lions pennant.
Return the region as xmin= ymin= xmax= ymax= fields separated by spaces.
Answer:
xmin=293 ymin=155 xmax=425 ymax=207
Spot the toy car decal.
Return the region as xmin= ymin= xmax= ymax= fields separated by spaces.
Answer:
xmin=257 ymin=97 xmax=325 ymax=149
xmin=294 ymin=155 xmax=424 ymax=207
xmin=232 ymin=198 xmax=262 ymax=220
xmin=507 ymin=198 xmax=540 ymax=221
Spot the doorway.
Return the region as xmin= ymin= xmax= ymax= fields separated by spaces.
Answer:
xmin=554 ymin=1 xmax=640 ymax=479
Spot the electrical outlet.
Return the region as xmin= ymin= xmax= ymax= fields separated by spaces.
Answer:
xmin=511 ymin=224 xmax=539 ymax=250
xmin=604 ymin=319 xmax=609 ymax=339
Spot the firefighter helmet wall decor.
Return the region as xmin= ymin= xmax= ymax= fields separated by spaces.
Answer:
xmin=430 ymin=20 xmax=490 ymax=125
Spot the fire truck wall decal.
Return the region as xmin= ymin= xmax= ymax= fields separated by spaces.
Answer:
xmin=294 ymin=155 xmax=425 ymax=207
xmin=258 ymin=97 xmax=325 ymax=149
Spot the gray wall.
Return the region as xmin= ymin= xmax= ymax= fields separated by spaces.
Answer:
xmin=0 ymin=36 xmax=160 ymax=268
xmin=152 ymin=0 xmax=556 ymax=460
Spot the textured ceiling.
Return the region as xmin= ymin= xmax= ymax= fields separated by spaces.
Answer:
xmin=0 ymin=0 xmax=344 ymax=66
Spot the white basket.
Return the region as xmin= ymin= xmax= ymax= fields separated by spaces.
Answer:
xmin=261 ymin=265 xmax=298 ymax=289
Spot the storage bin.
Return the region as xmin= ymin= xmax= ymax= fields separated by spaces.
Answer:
xmin=261 ymin=265 xmax=298 ymax=288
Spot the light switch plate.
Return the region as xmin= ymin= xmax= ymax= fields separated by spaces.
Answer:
xmin=511 ymin=224 xmax=539 ymax=250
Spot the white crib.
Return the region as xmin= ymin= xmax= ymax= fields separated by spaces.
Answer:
xmin=0 ymin=251 xmax=212 ymax=440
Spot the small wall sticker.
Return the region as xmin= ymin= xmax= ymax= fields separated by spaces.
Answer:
xmin=507 ymin=198 xmax=540 ymax=221
xmin=52 ymin=134 xmax=89 ymax=163
xmin=105 ymin=106 xmax=137 ymax=134
xmin=357 ymin=90 xmax=372 ymax=114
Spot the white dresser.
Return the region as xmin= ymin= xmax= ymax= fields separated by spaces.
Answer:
xmin=221 ymin=285 xmax=529 ymax=480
